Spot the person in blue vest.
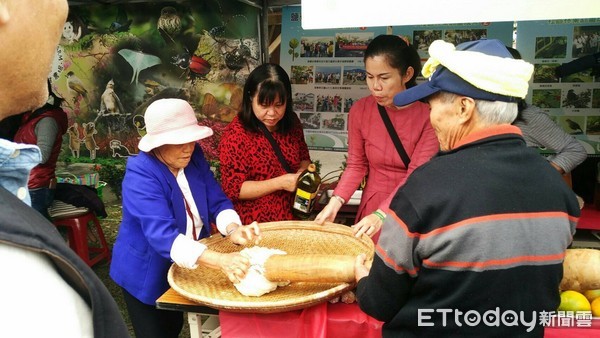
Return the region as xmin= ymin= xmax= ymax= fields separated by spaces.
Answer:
xmin=110 ymin=98 xmax=261 ymax=338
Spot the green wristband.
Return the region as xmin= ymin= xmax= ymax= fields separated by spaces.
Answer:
xmin=372 ymin=210 xmax=385 ymax=221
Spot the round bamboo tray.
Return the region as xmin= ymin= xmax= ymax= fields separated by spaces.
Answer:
xmin=168 ymin=221 xmax=374 ymax=313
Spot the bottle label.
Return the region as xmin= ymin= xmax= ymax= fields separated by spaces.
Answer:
xmin=295 ymin=189 xmax=311 ymax=199
xmin=293 ymin=188 xmax=317 ymax=213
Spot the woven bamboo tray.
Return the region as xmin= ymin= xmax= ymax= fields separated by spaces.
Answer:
xmin=168 ymin=221 xmax=374 ymax=313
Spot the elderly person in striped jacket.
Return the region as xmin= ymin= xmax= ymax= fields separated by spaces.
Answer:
xmin=353 ymin=39 xmax=580 ymax=337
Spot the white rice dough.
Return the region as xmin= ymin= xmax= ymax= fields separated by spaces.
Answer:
xmin=234 ymin=246 xmax=289 ymax=297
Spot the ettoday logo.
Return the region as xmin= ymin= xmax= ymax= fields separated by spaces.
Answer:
xmin=418 ymin=308 xmax=538 ymax=332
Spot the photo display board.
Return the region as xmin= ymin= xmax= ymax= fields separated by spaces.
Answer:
xmin=280 ymin=5 xmax=513 ymax=151
xmin=517 ymin=19 xmax=600 ymax=155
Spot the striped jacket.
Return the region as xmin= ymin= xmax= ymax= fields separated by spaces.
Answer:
xmin=356 ymin=125 xmax=580 ymax=337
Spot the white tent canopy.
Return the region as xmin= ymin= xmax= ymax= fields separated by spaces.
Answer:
xmin=301 ymin=0 xmax=600 ymax=29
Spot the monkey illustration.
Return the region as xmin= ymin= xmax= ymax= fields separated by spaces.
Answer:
xmin=110 ymin=139 xmax=133 ymax=158
xmin=66 ymin=123 xmax=81 ymax=158
xmin=82 ymin=122 xmax=99 ymax=160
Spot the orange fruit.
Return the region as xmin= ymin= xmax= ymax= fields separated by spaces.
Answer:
xmin=584 ymin=289 xmax=600 ymax=303
xmin=593 ymin=298 xmax=600 ymax=317
xmin=558 ymin=290 xmax=591 ymax=312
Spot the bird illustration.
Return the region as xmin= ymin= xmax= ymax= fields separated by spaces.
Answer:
xmin=157 ymin=6 xmax=182 ymax=46
xmin=566 ymin=89 xmax=578 ymax=103
xmin=565 ymin=118 xmax=583 ymax=135
xmin=62 ymin=21 xmax=82 ymax=44
xmin=108 ymin=7 xmax=132 ymax=33
xmin=132 ymin=115 xmax=146 ymax=137
xmin=117 ymin=49 xmax=162 ymax=85
xmin=66 ymin=71 xmax=90 ymax=106
xmin=99 ymin=79 xmax=125 ymax=116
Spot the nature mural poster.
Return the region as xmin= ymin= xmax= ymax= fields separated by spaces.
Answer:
xmin=52 ymin=0 xmax=260 ymax=162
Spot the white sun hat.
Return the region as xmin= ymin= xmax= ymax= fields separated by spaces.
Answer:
xmin=138 ymin=98 xmax=213 ymax=152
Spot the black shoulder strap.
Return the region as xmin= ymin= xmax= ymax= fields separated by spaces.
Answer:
xmin=377 ymin=104 xmax=411 ymax=168
xmin=23 ymin=105 xmax=50 ymax=124
xmin=258 ymin=123 xmax=293 ymax=173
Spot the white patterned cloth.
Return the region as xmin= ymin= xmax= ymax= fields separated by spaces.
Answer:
xmin=423 ymin=40 xmax=534 ymax=99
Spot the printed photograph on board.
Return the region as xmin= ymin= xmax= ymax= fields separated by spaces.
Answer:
xmin=299 ymin=112 xmax=321 ymax=130
xmin=293 ymin=92 xmax=315 ymax=112
xmin=532 ymin=89 xmax=562 ymax=108
xmin=562 ymin=88 xmax=592 ymax=108
xmin=593 ymin=89 xmax=600 ymax=108
xmin=315 ymin=66 xmax=342 ymax=85
xmin=587 ymin=116 xmax=600 ymax=134
xmin=300 ymin=36 xmax=335 ymax=58
xmin=557 ymin=116 xmax=586 ymax=135
xmin=316 ymin=94 xmax=343 ymax=113
xmin=562 ymin=69 xmax=595 ymax=83
xmin=343 ymin=93 xmax=363 ymax=113
xmin=334 ymin=32 xmax=373 ymax=58
xmin=290 ymin=65 xmax=314 ymax=84
xmin=321 ymin=113 xmax=347 ymax=131
xmin=305 ymin=132 xmax=347 ymax=150
xmin=572 ymin=25 xmax=600 ymax=58
xmin=413 ymin=30 xmax=442 ymax=52
xmin=342 ymin=66 xmax=366 ymax=86
xmin=443 ymin=29 xmax=487 ymax=45
xmin=533 ymin=64 xmax=561 ymax=83
xmin=535 ymin=36 xmax=567 ymax=59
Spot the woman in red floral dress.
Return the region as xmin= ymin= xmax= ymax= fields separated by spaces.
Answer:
xmin=219 ymin=63 xmax=311 ymax=224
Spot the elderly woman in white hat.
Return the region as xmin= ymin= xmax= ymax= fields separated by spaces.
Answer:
xmin=353 ymin=39 xmax=580 ymax=337
xmin=110 ymin=98 xmax=261 ymax=338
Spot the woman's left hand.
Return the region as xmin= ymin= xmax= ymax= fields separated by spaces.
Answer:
xmin=219 ymin=252 xmax=251 ymax=283
xmin=197 ymin=250 xmax=250 ymax=283
xmin=228 ymin=221 xmax=262 ymax=245
xmin=352 ymin=213 xmax=382 ymax=238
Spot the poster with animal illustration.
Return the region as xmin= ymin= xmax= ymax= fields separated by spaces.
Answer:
xmin=517 ymin=19 xmax=600 ymax=155
xmin=51 ymin=0 xmax=261 ymax=162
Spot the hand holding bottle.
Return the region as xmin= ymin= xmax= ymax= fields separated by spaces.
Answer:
xmin=292 ymin=163 xmax=321 ymax=219
xmin=280 ymin=172 xmax=302 ymax=192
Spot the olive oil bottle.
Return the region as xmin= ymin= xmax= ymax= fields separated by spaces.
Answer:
xmin=292 ymin=163 xmax=321 ymax=219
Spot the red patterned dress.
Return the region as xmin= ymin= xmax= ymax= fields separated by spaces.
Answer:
xmin=218 ymin=115 xmax=311 ymax=224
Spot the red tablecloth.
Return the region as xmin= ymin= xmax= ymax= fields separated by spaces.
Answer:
xmin=545 ymin=318 xmax=600 ymax=337
xmin=577 ymin=204 xmax=600 ymax=231
xmin=219 ymin=302 xmax=383 ymax=338
xmin=219 ymin=302 xmax=600 ymax=338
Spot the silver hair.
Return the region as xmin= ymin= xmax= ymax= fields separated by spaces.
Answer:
xmin=475 ymin=100 xmax=518 ymax=125
xmin=436 ymin=92 xmax=518 ymax=125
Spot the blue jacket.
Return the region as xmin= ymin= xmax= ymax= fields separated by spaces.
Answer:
xmin=110 ymin=144 xmax=233 ymax=304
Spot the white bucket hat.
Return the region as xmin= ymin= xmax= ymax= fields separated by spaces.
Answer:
xmin=138 ymin=98 xmax=213 ymax=152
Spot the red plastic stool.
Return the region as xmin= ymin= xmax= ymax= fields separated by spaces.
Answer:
xmin=52 ymin=209 xmax=111 ymax=267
